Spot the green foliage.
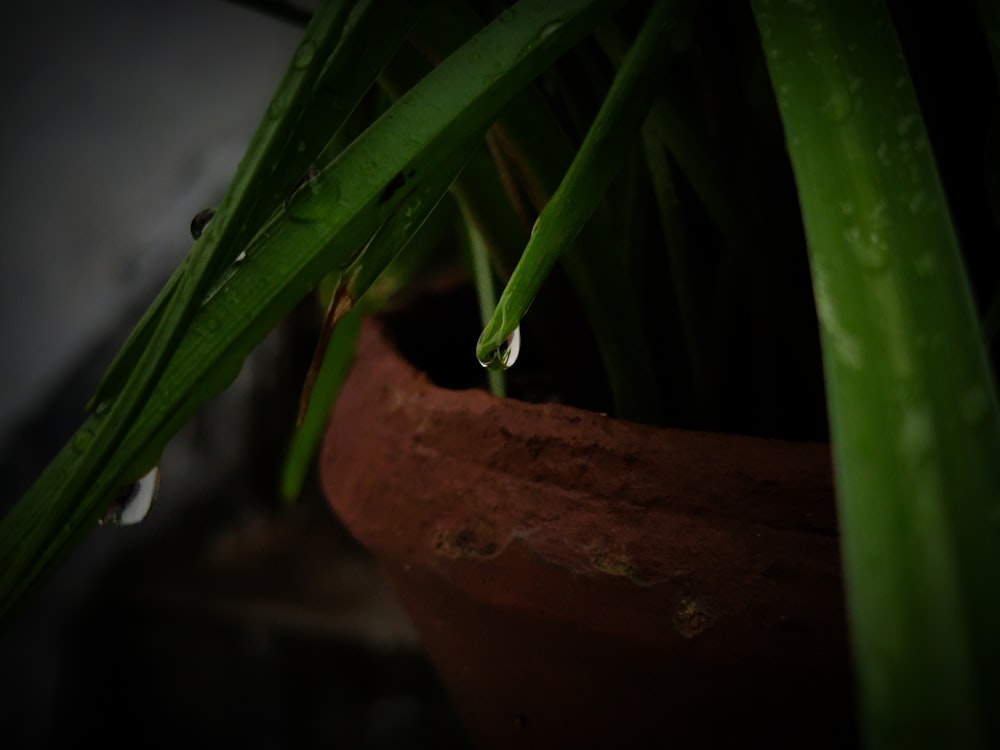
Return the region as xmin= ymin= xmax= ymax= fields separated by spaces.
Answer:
xmin=3 ymin=1 xmax=1000 ymax=746
xmin=754 ymin=1 xmax=1000 ymax=744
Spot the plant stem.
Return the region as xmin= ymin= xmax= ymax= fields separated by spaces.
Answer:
xmin=463 ymin=205 xmax=508 ymax=398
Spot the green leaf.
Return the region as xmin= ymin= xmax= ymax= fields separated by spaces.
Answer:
xmin=753 ymin=0 xmax=1000 ymax=745
xmin=0 ymin=0 xmax=619 ymax=624
xmin=280 ymin=306 xmax=362 ymax=504
xmin=476 ymin=0 xmax=683 ymax=423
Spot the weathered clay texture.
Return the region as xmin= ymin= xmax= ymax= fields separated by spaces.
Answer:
xmin=321 ymin=317 xmax=856 ymax=749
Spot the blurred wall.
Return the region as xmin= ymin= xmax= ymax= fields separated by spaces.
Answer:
xmin=0 ymin=0 xmax=302 ymax=447
xmin=0 ymin=3 xmax=302 ymax=746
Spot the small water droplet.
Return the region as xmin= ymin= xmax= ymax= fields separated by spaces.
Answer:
xmin=403 ymin=198 xmax=422 ymax=219
xmin=100 ymin=466 xmax=159 ymax=526
xmin=94 ymin=400 xmax=111 ymax=416
xmin=478 ymin=326 xmax=521 ymax=371
xmin=73 ymin=427 xmax=95 ymax=453
xmin=500 ymin=7 xmax=516 ymax=22
xmin=190 ymin=208 xmax=215 ymax=239
xmin=898 ymin=407 xmax=934 ymax=461
xmin=234 ymin=250 xmax=247 ymax=264
xmin=821 ymin=90 xmax=851 ymax=122
xmin=267 ymin=88 xmax=293 ymax=120
xmin=537 ymin=21 xmax=563 ymax=43
xmin=813 ymin=266 xmax=862 ymax=369
xmin=293 ymin=40 xmax=316 ymax=69
xmin=843 ymin=202 xmax=891 ymax=272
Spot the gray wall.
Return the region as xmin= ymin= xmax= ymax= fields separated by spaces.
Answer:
xmin=0 ymin=0 xmax=302 ymax=445
xmin=0 ymin=3 xmax=303 ymax=745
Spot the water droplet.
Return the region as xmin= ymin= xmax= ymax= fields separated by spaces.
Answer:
xmin=100 ymin=466 xmax=159 ymax=526
xmin=843 ymin=202 xmax=891 ymax=272
xmin=403 ymin=198 xmax=422 ymax=218
xmin=267 ymin=88 xmax=293 ymax=120
xmin=478 ymin=326 xmax=521 ymax=371
xmin=234 ymin=250 xmax=247 ymax=264
xmin=293 ymin=40 xmax=316 ymax=69
xmin=813 ymin=266 xmax=862 ymax=369
xmin=73 ymin=427 xmax=95 ymax=453
xmin=537 ymin=21 xmax=563 ymax=43
xmin=190 ymin=208 xmax=215 ymax=239
xmin=898 ymin=407 xmax=934 ymax=461
xmin=94 ymin=400 xmax=111 ymax=416
xmin=500 ymin=7 xmax=516 ymax=22
xmin=821 ymin=90 xmax=851 ymax=122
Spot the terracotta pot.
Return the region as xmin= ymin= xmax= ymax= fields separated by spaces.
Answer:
xmin=320 ymin=299 xmax=856 ymax=749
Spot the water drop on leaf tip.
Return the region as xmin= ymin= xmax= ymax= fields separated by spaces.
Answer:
xmin=100 ymin=466 xmax=160 ymax=526
xmin=478 ymin=326 xmax=521 ymax=372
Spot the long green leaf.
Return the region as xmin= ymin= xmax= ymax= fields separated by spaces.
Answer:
xmin=87 ymin=0 xmax=408 ymax=411
xmin=0 ymin=0 xmax=380 ymax=624
xmin=476 ymin=0 xmax=679 ymax=422
xmin=0 ymin=0 xmax=619 ymax=624
xmin=753 ymin=1 xmax=1000 ymax=746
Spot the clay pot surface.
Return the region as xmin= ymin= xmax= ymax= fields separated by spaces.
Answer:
xmin=320 ymin=315 xmax=856 ymax=749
